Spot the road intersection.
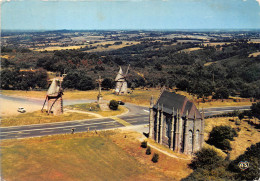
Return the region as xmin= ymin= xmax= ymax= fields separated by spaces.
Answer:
xmin=0 ymin=94 xmax=250 ymax=140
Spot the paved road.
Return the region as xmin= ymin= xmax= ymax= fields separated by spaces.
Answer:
xmin=0 ymin=94 xmax=250 ymax=139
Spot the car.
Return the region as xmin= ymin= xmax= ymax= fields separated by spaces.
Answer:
xmin=17 ymin=107 xmax=26 ymax=113
xmin=118 ymin=101 xmax=125 ymax=105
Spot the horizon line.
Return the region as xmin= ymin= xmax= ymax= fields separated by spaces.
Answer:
xmin=2 ymin=28 xmax=260 ymax=32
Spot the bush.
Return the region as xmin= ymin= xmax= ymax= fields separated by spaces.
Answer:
xmin=207 ymin=125 xmax=237 ymax=151
xmin=251 ymin=102 xmax=260 ymax=119
xmin=152 ymin=153 xmax=159 ymax=163
xmin=212 ymin=87 xmax=229 ymax=99
xmin=219 ymin=139 xmax=232 ymax=151
xmin=102 ymin=78 xmax=114 ymax=90
xmin=190 ymin=148 xmax=224 ymax=170
xmin=109 ymin=100 xmax=119 ymax=110
xmin=141 ymin=141 xmax=147 ymax=148
xmin=146 ymin=146 xmax=151 ymax=155
xmin=238 ymin=113 xmax=244 ymax=121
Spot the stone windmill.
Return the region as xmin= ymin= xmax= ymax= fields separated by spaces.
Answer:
xmin=41 ymin=78 xmax=64 ymax=115
xmin=115 ymin=65 xmax=130 ymax=95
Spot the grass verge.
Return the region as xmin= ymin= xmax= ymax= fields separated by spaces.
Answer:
xmin=66 ymin=103 xmax=128 ymax=117
xmin=1 ymin=111 xmax=96 ymax=127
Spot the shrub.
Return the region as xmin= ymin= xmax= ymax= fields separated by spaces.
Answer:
xmin=219 ymin=139 xmax=232 ymax=151
xmin=109 ymin=100 xmax=119 ymax=110
xmin=207 ymin=125 xmax=238 ymax=150
xmin=251 ymin=102 xmax=260 ymax=119
xmin=141 ymin=141 xmax=147 ymax=148
xmin=190 ymin=148 xmax=224 ymax=170
xmin=238 ymin=113 xmax=244 ymax=121
xmin=152 ymin=153 xmax=159 ymax=163
xmin=146 ymin=146 xmax=151 ymax=155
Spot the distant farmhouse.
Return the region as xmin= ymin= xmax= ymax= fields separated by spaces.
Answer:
xmin=115 ymin=65 xmax=129 ymax=95
xmin=149 ymin=90 xmax=205 ymax=155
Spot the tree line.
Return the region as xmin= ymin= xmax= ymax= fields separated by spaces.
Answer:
xmin=1 ymin=40 xmax=260 ymax=99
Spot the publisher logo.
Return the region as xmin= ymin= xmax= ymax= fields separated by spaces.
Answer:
xmin=238 ymin=161 xmax=249 ymax=171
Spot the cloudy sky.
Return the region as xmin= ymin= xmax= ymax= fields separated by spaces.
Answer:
xmin=1 ymin=0 xmax=260 ymax=30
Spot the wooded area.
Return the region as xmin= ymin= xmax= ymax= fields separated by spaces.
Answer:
xmin=1 ymin=31 xmax=260 ymax=99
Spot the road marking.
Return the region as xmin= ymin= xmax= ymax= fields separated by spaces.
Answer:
xmin=143 ymin=110 xmax=149 ymax=113
xmin=130 ymin=121 xmax=138 ymax=123
xmin=40 ymin=130 xmax=54 ymax=133
xmin=0 ymin=120 xmax=116 ymax=134
xmin=110 ymin=117 xmax=132 ymax=127
xmin=123 ymin=118 xmax=141 ymax=121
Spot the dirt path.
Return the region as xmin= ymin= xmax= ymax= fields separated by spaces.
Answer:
xmin=122 ymin=125 xmax=191 ymax=160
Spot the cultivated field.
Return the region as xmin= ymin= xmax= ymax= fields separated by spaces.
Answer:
xmin=85 ymin=41 xmax=140 ymax=53
xmin=30 ymin=45 xmax=85 ymax=51
xmin=29 ymin=41 xmax=139 ymax=52
xmin=178 ymin=47 xmax=202 ymax=53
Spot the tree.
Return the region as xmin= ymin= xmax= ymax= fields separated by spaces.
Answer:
xmin=62 ymin=71 xmax=80 ymax=89
xmin=78 ymin=76 xmax=95 ymax=90
xmin=176 ymin=78 xmax=190 ymax=91
xmin=109 ymin=100 xmax=119 ymax=110
xmin=189 ymin=148 xmax=224 ymax=170
xmin=102 ymin=78 xmax=114 ymax=90
xmin=1 ymin=69 xmax=18 ymax=89
xmin=154 ymin=63 xmax=162 ymax=71
xmin=62 ymin=71 xmax=95 ymax=90
xmin=251 ymin=102 xmax=260 ymax=119
xmin=141 ymin=141 xmax=147 ymax=148
xmin=146 ymin=146 xmax=151 ymax=155
xmin=213 ymin=87 xmax=229 ymax=99
xmin=207 ymin=126 xmax=237 ymax=151
xmin=151 ymin=153 xmax=159 ymax=163
xmin=238 ymin=113 xmax=244 ymax=121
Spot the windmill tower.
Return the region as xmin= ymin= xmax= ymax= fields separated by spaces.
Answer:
xmin=115 ymin=65 xmax=130 ymax=95
xmin=41 ymin=77 xmax=64 ymax=115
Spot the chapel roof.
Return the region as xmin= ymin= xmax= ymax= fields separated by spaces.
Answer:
xmin=153 ymin=90 xmax=202 ymax=119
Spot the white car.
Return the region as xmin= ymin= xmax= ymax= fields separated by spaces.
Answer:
xmin=17 ymin=107 xmax=26 ymax=113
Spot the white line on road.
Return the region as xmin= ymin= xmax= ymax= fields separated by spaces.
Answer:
xmin=40 ymin=130 xmax=54 ymax=133
xmin=0 ymin=120 xmax=117 ymax=134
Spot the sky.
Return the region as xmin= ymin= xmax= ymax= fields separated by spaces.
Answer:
xmin=1 ymin=0 xmax=260 ymax=30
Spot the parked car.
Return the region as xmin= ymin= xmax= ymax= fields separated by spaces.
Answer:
xmin=17 ymin=107 xmax=26 ymax=113
xmin=118 ymin=101 xmax=125 ymax=105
